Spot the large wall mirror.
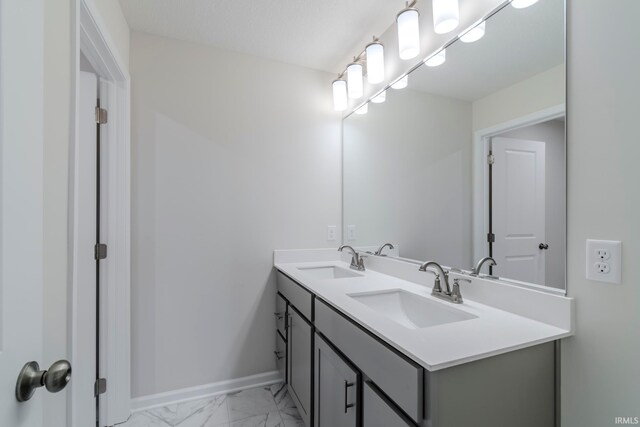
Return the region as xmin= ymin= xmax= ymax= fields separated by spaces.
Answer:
xmin=343 ymin=0 xmax=566 ymax=291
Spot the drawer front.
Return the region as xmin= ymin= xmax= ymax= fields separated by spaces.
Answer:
xmin=363 ymin=381 xmax=415 ymax=427
xmin=275 ymin=293 xmax=287 ymax=337
xmin=315 ymin=299 xmax=424 ymax=423
xmin=277 ymin=272 xmax=313 ymax=321
xmin=275 ymin=331 xmax=286 ymax=383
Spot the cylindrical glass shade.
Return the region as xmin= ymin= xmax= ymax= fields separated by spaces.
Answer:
xmin=425 ymin=49 xmax=446 ymax=67
xmin=366 ymin=42 xmax=385 ymax=84
xmin=355 ymin=103 xmax=368 ymax=115
xmin=397 ymin=8 xmax=420 ymax=60
xmin=371 ymin=91 xmax=386 ymax=104
xmin=347 ymin=63 xmax=364 ymax=99
xmin=332 ymin=79 xmax=348 ymax=111
xmin=433 ymin=0 xmax=459 ymax=34
xmin=391 ymin=75 xmax=408 ymax=90
xmin=511 ymin=0 xmax=539 ymax=8
xmin=460 ymin=21 xmax=486 ymax=43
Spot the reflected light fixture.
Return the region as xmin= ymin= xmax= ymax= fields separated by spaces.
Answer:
xmin=355 ymin=103 xmax=369 ymax=115
xmin=511 ymin=0 xmax=539 ymax=8
xmin=332 ymin=79 xmax=348 ymax=111
xmin=391 ymin=75 xmax=409 ymax=90
xmin=366 ymin=40 xmax=385 ymax=84
xmin=460 ymin=21 xmax=486 ymax=43
xmin=397 ymin=4 xmax=420 ymax=60
xmin=371 ymin=91 xmax=386 ymax=103
xmin=347 ymin=62 xmax=364 ymax=99
xmin=425 ymin=49 xmax=446 ymax=67
xmin=433 ymin=0 xmax=459 ymax=34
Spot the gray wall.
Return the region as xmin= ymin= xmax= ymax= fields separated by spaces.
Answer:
xmin=129 ymin=32 xmax=342 ymax=398
xmin=502 ymin=119 xmax=566 ymax=289
xmin=562 ymin=0 xmax=640 ymax=424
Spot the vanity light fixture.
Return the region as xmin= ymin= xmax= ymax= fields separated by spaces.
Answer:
xmin=460 ymin=21 xmax=486 ymax=43
xmin=366 ymin=39 xmax=385 ymax=84
xmin=355 ymin=103 xmax=369 ymax=115
xmin=347 ymin=61 xmax=364 ymax=99
xmin=332 ymin=79 xmax=348 ymax=111
xmin=425 ymin=49 xmax=446 ymax=67
xmin=391 ymin=75 xmax=409 ymax=89
xmin=397 ymin=3 xmax=420 ymax=60
xmin=371 ymin=91 xmax=386 ymax=103
xmin=511 ymin=0 xmax=539 ymax=8
xmin=433 ymin=0 xmax=459 ymax=34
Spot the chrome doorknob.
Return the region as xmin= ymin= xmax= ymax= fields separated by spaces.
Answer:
xmin=539 ymin=243 xmax=549 ymax=250
xmin=15 ymin=360 xmax=72 ymax=402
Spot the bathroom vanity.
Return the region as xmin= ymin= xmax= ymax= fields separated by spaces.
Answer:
xmin=273 ymin=250 xmax=572 ymax=427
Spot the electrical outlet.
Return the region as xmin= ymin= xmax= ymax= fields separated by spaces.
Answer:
xmin=586 ymin=239 xmax=622 ymax=284
xmin=327 ymin=225 xmax=337 ymax=241
xmin=347 ymin=225 xmax=357 ymax=241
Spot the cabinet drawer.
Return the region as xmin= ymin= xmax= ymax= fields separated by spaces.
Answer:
xmin=315 ymin=299 xmax=424 ymax=423
xmin=277 ymin=272 xmax=313 ymax=321
xmin=363 ymin=381 xmax=415 ymax=427
xmin=275 ymin=293 xmax=287 ymax=337
xmin=276 ymin=331 xmax=286 ymax=383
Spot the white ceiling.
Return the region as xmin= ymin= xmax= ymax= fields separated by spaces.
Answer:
xmin=119 ymin=0 xmax=401 ymax=73
xmin=409 ymin=0 xmax=564 ymax=101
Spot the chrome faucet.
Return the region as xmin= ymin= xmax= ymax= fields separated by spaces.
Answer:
xmin=339 ymin=245 xmax=366 ymax=271
xmin=374 ymin=243 xmax=395 ymax=256
xmin=418 ymin=261 xmax=452 ymax=298
xmin=470 ymin=256 xmax=497 ymax=277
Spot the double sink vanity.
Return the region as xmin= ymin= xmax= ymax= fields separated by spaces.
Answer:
xmin=273 ymin=249 xmax=573 ymax=427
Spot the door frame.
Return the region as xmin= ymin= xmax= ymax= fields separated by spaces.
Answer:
xmin=472 ymin=104 xmax=565 ymax=291
xmin=69 ymin=1 xmax=131 ymax=426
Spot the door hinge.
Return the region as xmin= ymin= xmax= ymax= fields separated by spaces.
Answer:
xmin=95 ymin=106 xmax=108 ymax=124
xmin=94 ymin=243 xmax=107 ymax=260
xmin=487 ymin=233 xmax=495 ymax=243
xmin=94 ymin=378 xmax=107 ymax=396
xmin=487 ymin=154 xmax=495 ymax=165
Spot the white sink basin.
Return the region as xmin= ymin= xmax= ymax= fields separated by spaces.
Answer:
xmin=297 ymin=266 xmax=363 ymax=279
xmin=348 ymin=289 xmax=477 ymax=329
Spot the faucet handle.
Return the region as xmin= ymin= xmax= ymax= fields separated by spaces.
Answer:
xmin=451 ymin=278 xmax=471 ymax=303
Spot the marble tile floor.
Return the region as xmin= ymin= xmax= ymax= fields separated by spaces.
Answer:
xmin=118 ymin=383 xmax=304 ymax=427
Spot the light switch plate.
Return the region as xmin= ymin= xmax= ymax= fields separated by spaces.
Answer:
xmin=327 ymin=225 xmax=337 ymax=241
xmin=347 ymin=225 xmax=357 ymax=241
xmin=586 ymin=239 xmax=622 ymax=284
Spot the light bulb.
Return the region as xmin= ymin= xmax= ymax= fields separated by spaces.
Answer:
xmin=425 ymin=49 xmax=446 ymax=67
xmin=433 ymin=0 xmax=459 ymax=34
xmin=511 ymin=0 xmax=539 ymax=8
xmin=366 ymin=41 xmax=385 ymax=84
xmin=460 ymin=21 xmax=486 ymax=43
xmin=332 ymin=79 xmax=348 ymax=111
xmin=371 ymin=91 xmax=386 ymax=104
xmin=391 ymin=75 xmax=408 ymax=90
xmin=347 ymin=62 xmax=363 ymax=99
xmin=397 ymin=8 xmax=420 ymax=60
xmin=355 ymin=103 xmax=368 ymax=115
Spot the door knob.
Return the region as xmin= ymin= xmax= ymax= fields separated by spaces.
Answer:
xmin=539 ymin=243 xmax=549 ymax=250
xmin=15 ymin=360 xmax=72 ymax=402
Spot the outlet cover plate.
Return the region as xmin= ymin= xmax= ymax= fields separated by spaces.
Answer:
xmin=586 ymin=239 xmax=622 ymax=284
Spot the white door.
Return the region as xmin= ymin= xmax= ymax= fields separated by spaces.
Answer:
xmin=492 ymin=137 xmax=546 ymax=285
xmin=1 ymin=0 xmax=62 ymax=425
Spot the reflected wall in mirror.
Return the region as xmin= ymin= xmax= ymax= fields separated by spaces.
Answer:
xmin=343 ymin=0 xmax=566 ymax=290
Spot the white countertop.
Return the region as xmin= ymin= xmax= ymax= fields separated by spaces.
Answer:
xmin=275 ymin=259 xmax=573 ymax=371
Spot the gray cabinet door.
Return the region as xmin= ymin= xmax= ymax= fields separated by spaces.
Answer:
xmin=288 ymin=308 xmax=312 ymax=427
xmin=363 ymin=381 xmax=414 ymax=427
xmin=314 ymin=334 xmax=359 ymax=427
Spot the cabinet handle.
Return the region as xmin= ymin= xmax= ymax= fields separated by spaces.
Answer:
xmin=274 ymin=312 xmax=284 ymax=320
xmin=285 ymin=313 xmax=292 ymax=330
xmin=274 ymin=351 xmax=283 ymax=360
xmin=344 ymin=381 xmax=355 ymax=413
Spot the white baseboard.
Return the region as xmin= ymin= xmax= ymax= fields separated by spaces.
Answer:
xmin=130 ymin=370 xmax=283 ymax=413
